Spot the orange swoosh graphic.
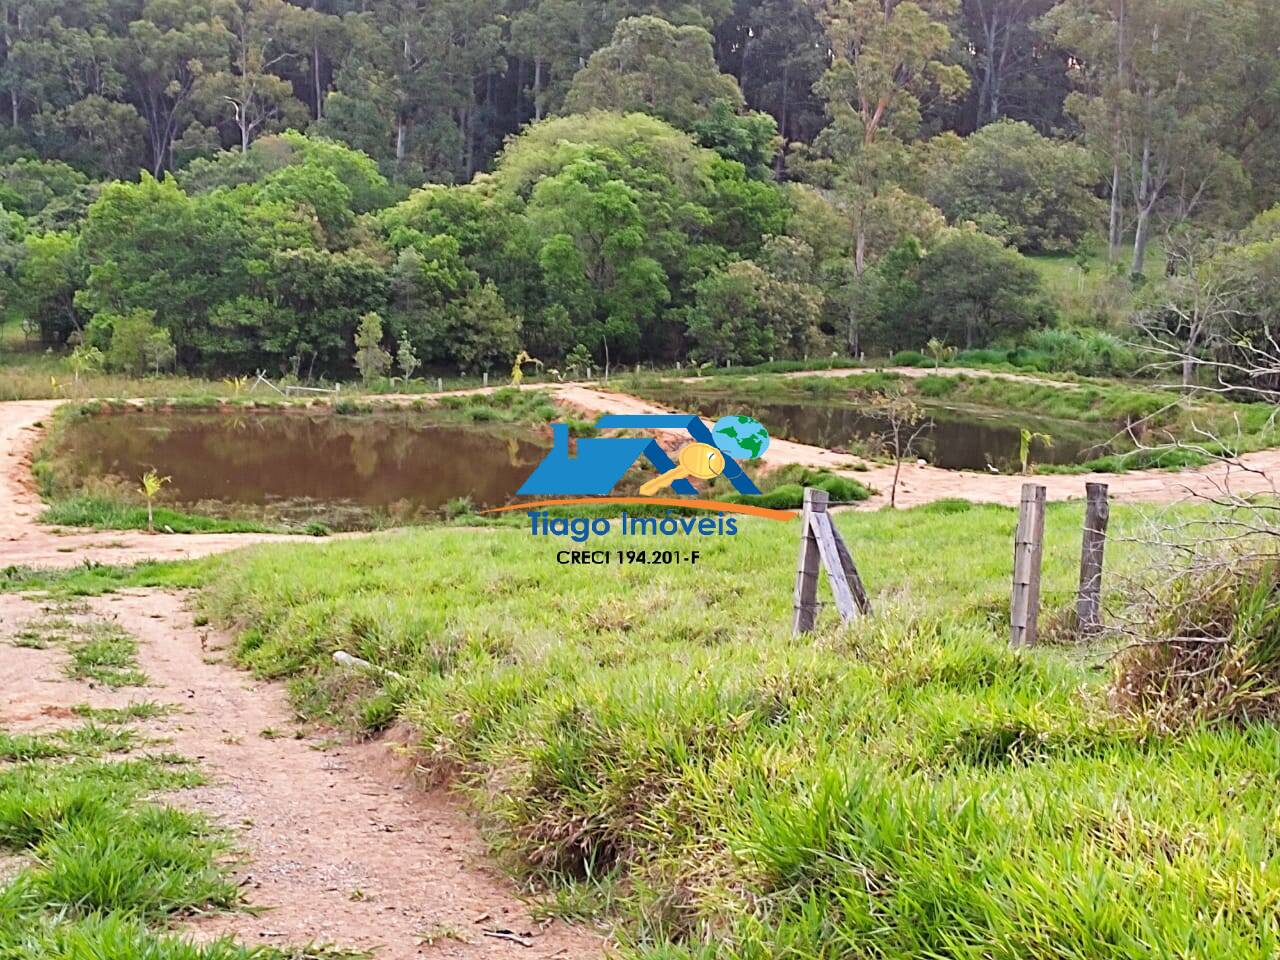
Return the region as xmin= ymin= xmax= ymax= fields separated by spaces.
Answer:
xmin=482 ymin=497 xmax=796 ymax=522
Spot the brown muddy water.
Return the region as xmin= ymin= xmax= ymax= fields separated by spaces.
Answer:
xmin=55 ymin=410 xmax=549 ymax=527
xmin=648 ymin=392 xmax=1116 ymax=471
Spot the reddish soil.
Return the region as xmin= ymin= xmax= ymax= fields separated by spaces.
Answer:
xmin=0 ymin=590 xmax=605 ymax=959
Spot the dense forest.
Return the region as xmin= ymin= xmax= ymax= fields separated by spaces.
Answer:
xmin=0 ymin=0 xmax=1277 ymax=378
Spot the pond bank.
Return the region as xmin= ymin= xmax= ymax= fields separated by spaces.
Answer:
xmin=6 ymin=373 xmax=1280 ymax=568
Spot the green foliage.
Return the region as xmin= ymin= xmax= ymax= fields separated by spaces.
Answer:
xmin=686 ymin=258 xmax=821 ymax=365
xmin=925 ymin=121 xmax=1102 ymax=252
xmin=0 ymin=0 xmax=1271 ymax=384
xmin=1018 ymin=428 xmax=1054 ymax=475
xmin=865 ymin=230 xmax=1055 ymax=352
xmin=13 ymin=230 xmax=86 ymax=344
xmin=87 ymin=309 xmax=173 ymax=376
xmin=691 ymin=102 xmax=781 ymax=178
xmin=565 ymin=16 xmax=745 ymax=130
xmin=353 ymin=312 xmax=392 ymax=385
xmin=395 ymin=337 xmax=420 ymax=381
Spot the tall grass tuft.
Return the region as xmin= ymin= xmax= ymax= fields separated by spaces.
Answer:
xmin=1112 ymin=559 xmax=1280 ymax=731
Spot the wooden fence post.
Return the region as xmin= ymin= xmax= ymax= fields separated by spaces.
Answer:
xmin=793 ymin=488 xmax=872 ymax=635
xmin=792 ymin=488 xmax=824 ymax=635
xmin=1010 ymin=483 xmax=1047 ymax=648
xmin=1076 ymin=482 xmax=1110 ymax=636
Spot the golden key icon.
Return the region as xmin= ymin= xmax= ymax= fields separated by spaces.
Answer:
xmin=639 ymin=442 xmax=726 ymax=496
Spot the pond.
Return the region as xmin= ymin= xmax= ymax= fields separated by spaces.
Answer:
xmin=646 ymin=391 xmax=1116 ymax=471
xmin=54 ymin=409 xmax=550 ymax=527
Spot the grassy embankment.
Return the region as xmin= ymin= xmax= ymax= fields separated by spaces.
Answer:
xmin=0 ymin=604 xmax=345 ymax=958
xmin=182 ymin=499 xmax=1280 ymax=958
xmin=0 ymin=321 xmax=567 ymax=403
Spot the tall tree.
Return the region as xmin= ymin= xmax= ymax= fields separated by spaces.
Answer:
xmin=323 ymin=0 xmax=503 ymax=182
xmin=122 ymin=0 xmax=233 ymax=175
xmin=564 ymin=15 xmax=744 ymax=130
xmin=715 ymin=0 xmax=827 ymax=150
xmin=509 ymin=0 xmax=591 ymax=122
xmin=960 ymin=0 xmax=1064 ymax=129
xmin=811 ymin=0 xmax=968 ymax=276
xmin=1048 ymin=0 xmax=1248 ymax=274
xmin=199 ymin=0 xmax=307 ymax=151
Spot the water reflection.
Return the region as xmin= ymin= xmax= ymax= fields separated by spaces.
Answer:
xmin=57 ymin=410 xmax=548 ymax=523
xmin=657 ymin=394 xmax=1114 ymax=471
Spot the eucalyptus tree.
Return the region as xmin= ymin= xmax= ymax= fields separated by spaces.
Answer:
xmin=810 ymin=0 xmax=968 ymax=276
xmin=199 ymin=0 xmax=309 ymax=151
xmin=564 ymin=16 xmax=744 ymax=129
xmin=1047 ymin=0 xmax=1250 ymax=274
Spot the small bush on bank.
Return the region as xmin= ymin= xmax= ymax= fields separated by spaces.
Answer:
xmin=726 ymin=467 xmax=872 ymax=509
xmin=1113 ymin=559 xmax=1280 ymax=732
xmin=889 ymin=350 xmax=931 ymax=367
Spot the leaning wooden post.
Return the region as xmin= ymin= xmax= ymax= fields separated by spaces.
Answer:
xmin=1076 ymin=482 xmax=1110 ymax=636
xmin=792 ymin=488 xmax=824 ymax=635
xmin=793 ymin=488 xmax=871 ymax=634
xmin=1010 ymin=483 xmax=1047 ymax=648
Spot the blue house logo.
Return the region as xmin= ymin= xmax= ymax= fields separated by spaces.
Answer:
xmin=519 ymin=414 xmax=766 ymax=497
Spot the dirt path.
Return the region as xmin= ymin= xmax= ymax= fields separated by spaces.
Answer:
xmin=777 ymin=365 xmax=1076 ymax=387
xmin=0 ymin=400 xmax=310 ymax=568
xmin=0 ymin=589 xmax=605 ymax=959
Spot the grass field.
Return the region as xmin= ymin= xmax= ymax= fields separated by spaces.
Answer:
xmin=183 ymin=500 xmax=1280 ymax=958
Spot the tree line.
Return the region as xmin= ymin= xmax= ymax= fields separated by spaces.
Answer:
xmin=0 ymin=0 xmax=1276 ymax=379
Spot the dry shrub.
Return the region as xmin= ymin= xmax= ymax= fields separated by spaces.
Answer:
xmin=1111 ymin=559 xmax=1280 ymax=731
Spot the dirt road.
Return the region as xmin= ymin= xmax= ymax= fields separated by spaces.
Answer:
xmin=0 ymin=589 xmax=604 ymax=958
xmin=779 ymin=364 xmax=1076 ymax=387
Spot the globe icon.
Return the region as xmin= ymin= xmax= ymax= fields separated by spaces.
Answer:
xmin=712 ymin=415 xmax=770 ymax=461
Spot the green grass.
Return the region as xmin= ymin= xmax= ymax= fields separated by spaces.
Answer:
xmin=0 ymin=341 xmax=236 ymax=402
xmin=0 ymin=747 xmax=344 ymax=958
xmin=40 ymin=495 xmax=282 ymax=534
xmin=71 ymin=701 xmax=174 ymax=724
xmin=63 ymin=622 xmax=148 ymax=688
xmin=0 ymin=724 xmax=139 ymax=762
xmin=191 ymin=502 xmax=1280 ymax=957
xmin=0 ymin=559 xmax=209 ymax=597
xmin=0 ymin=686 xmax=356 ymax=958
